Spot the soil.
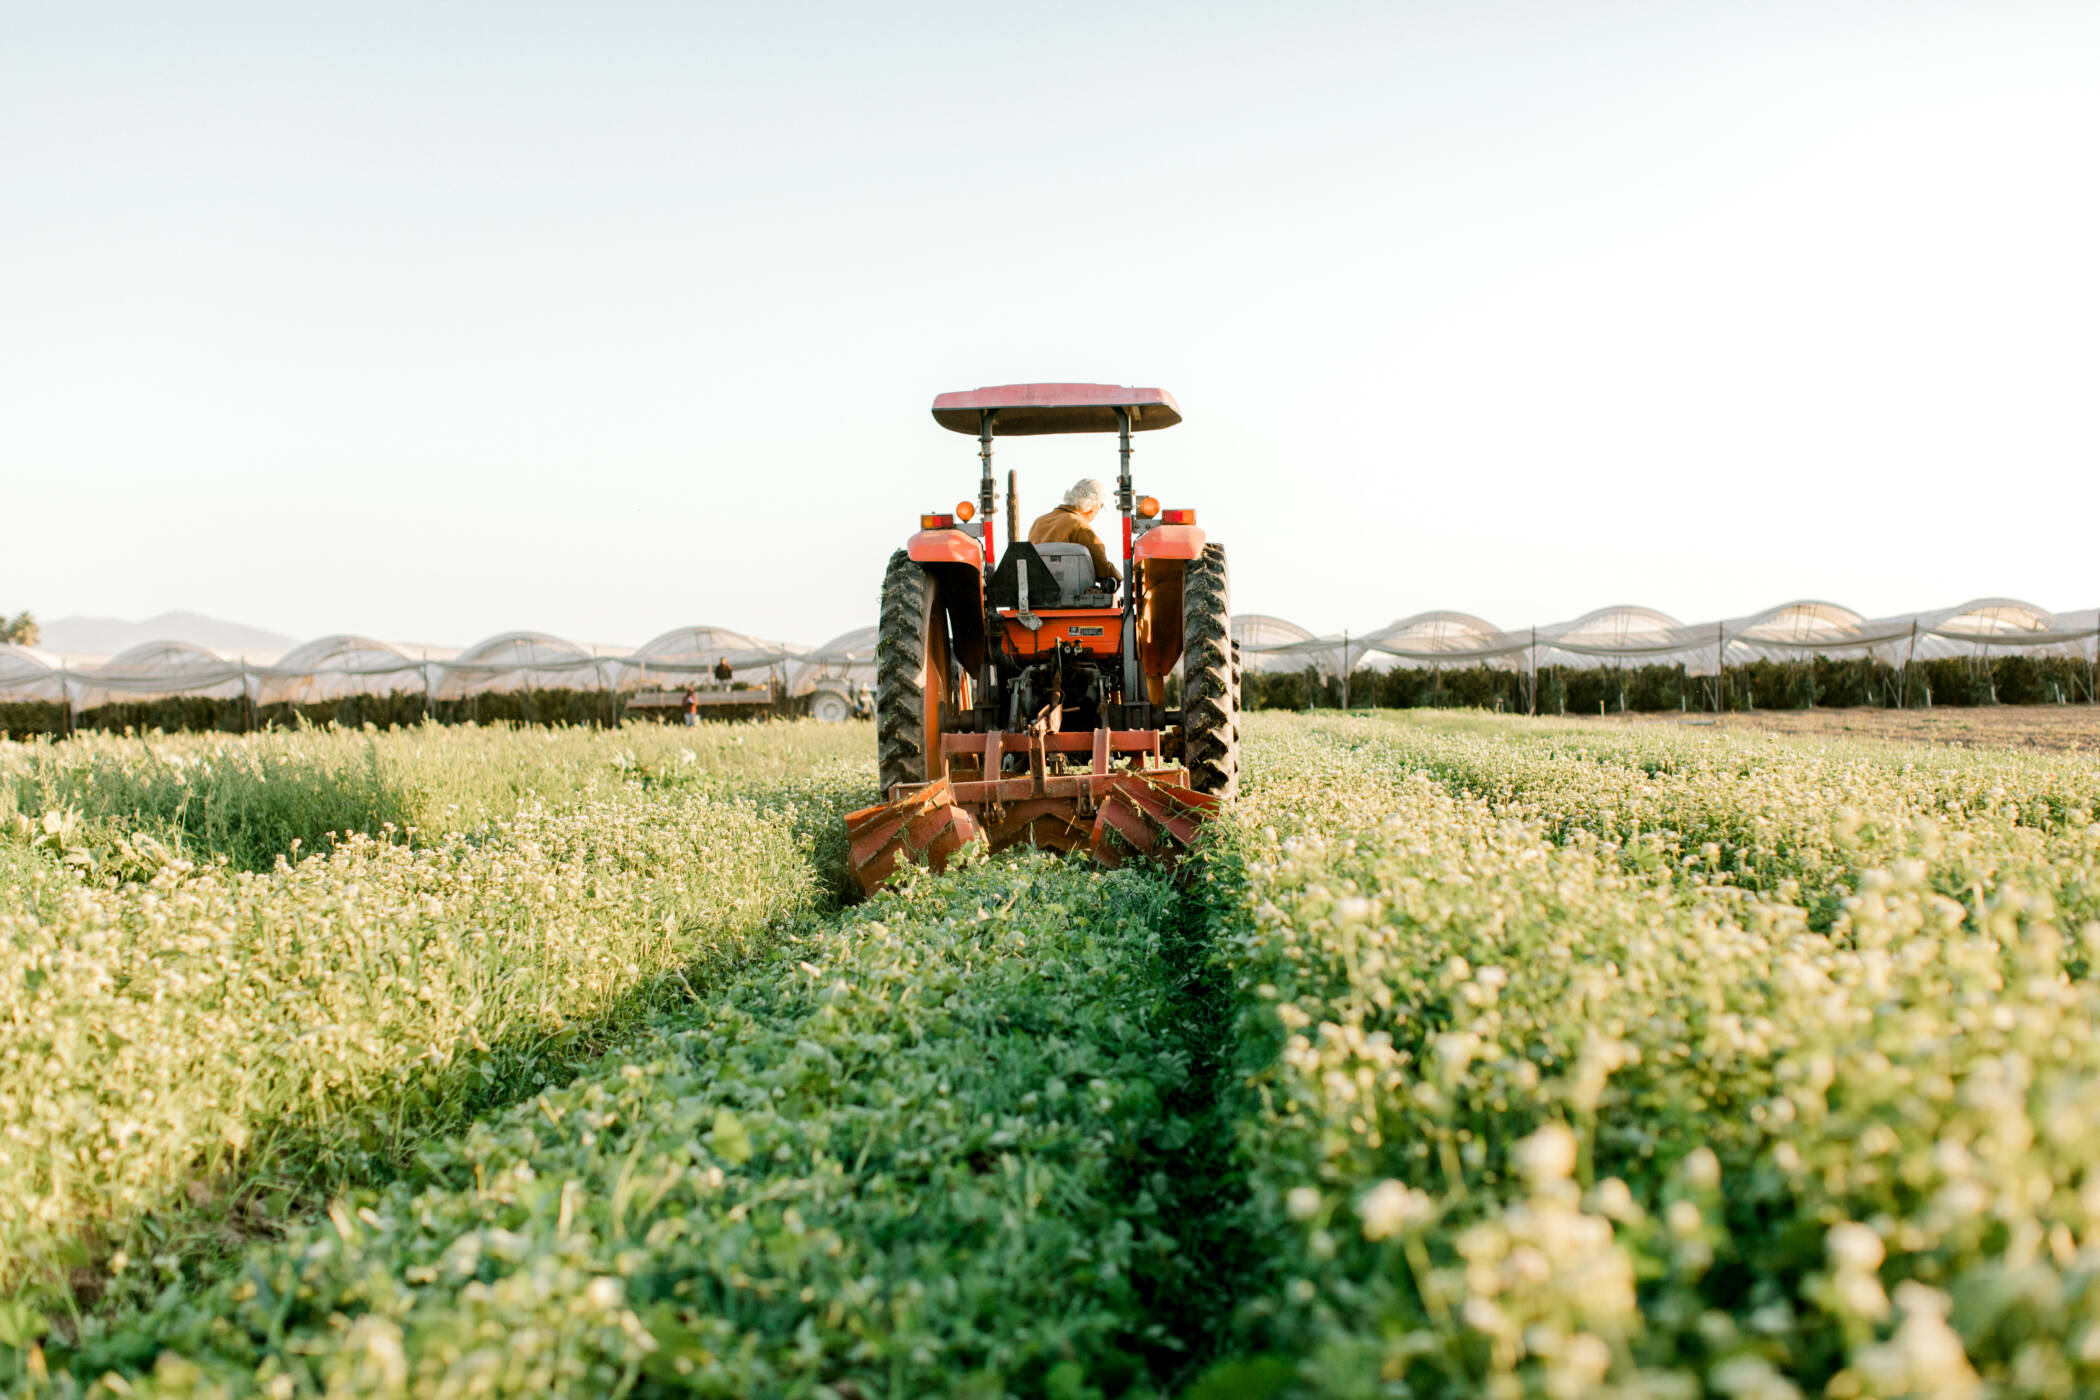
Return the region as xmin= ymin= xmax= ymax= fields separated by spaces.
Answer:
xmin=1586 ymin=704 xmax=2100 ymax=754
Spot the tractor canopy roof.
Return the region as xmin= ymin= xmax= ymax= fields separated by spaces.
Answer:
xmin=931 ymin=383 xmax=1181 ymax=436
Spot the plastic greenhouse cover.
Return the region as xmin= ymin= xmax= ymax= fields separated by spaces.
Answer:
xmin=0 ymin=601 xmax=2095 ymax=704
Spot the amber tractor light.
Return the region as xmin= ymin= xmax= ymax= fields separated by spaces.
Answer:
xmin=1136 ymin=495 xmax=1160 ymax=518
xmin=1161 ymin=508 xmax=1196 ymax=525
xmin=920 ymin=513 xmax=955 ymax=530
xmin=954 ymin=501 xmax=976 ymax=522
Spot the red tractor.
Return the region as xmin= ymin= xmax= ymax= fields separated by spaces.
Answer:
xmin=845 ymin=383 xmax=1238 ymax=894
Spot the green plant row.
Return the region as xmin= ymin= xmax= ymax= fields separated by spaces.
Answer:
xmin=1200 ymin=715 xmax=2100 ymax=1397
xmin=29 ymin=857 xmax=1209 ymax=1399
xmin=1 ymin=721 xmax=871 ymax=875
xmin=0 ymin=775 xmax=842 ymax=1324
xmin=1249 ymin=712 xmax=2100 ymax=932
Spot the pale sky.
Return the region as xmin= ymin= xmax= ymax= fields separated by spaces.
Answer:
xmin=5 ymin=2 xmax=2096 ymax=649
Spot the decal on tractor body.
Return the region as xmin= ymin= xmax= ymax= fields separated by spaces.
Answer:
xmin=1069 ymin=625 xmax=1104 ymax=637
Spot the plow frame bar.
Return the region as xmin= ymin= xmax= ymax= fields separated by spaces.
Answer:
xmin=928 ymin=726 xmax=1165 ymax=807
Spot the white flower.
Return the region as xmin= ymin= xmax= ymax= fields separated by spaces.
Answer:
xmin=1825 ymin=1221 xmax=1884 ymax=1273
xmin=1833 ymin=1269 xmax=1889 ymax=1321
xmin=1853 ymin=1285 xmax=1979 ymax=1400
xmin=1357 ymin=1179 xmax=1434 ymax=1239
xmin=1588 ymin=1177 xmax=1642 ymax=1223
xmin=346 ymin=1315 xmax=409 ymax=1389
xmin=1462 ymin=1296 xmax=1512 ymax=1337
xmin=1679 ymin=1145 xmax=1721 ymax=1191
xmin=1512 ymin=1123 xmax=1579 ymax=1185
xmin=1432 ymin=1031 xmax=1480 ymax=1078
xmin=1562 ymin=1332 xmax=1611 ymax=1384
xmin=1891 ymin=1280 xmax=1950 ymax=1318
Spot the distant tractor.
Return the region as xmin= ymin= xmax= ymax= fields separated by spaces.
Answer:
xmin=808 ymin=681 xmax=872 ymax=724
xmin=845 ymin=383 xmax=1237 ymax=893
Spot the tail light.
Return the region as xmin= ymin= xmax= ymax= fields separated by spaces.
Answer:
xmin=920 ymin=513 xmax=955 ymax=530
xmin=1161 ymin=508 xmax=1196 ymax=525
xmin=954 ymin=501 xmax=976 ymax=522
xmin=1136 ymin=495 xmax=1160 ymax=518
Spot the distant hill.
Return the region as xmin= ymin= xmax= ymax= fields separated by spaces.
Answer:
xmin=39 ymin=611 xmax=300 ymax=657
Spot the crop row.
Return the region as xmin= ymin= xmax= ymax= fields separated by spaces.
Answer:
xmin=0 ymin=726 xmax=867 ymax=1323
xmin=33 ymin=856 xmax=1208 ymax=1398
xmin=1209 ymin=714 xmax=2100 ymax=1397
xmin=1271 ymin=712 xmax=2100 ymax=932
xmin=1 ymin=721 xmax=868 ymax=876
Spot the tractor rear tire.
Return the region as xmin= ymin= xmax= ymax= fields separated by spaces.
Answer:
xmin=1182 ymin=542 xmax=1238 ymax=799
xmin=876 ymin=550 xmax=949 ymax=797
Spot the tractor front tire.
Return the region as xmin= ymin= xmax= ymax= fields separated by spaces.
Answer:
xmin=1182 ymin=542 xmax=1238 ymax=799
xmin=876 ymin=550 xmax=949 ymax=797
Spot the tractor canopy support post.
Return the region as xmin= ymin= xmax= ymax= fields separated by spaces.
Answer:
xmin=1116 ymin=408 xmax=1140 ymax=701
xmin=979 ymin=409 xmax=1002 ymax=709
xmin=1115 ymin=408 xmax=1136 ymax=572
xmin=1115 ymin=408 xmax=1135 ymax=518
xmin=978 ymin=410 xmax=997 ymax=571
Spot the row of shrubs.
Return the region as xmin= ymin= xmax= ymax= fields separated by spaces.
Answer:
xmin=1246 ymin=652 xmax=2100 ymax=713
xmin=4 ymin=654 xmax=2094 ymax=738
xmin=0 ymin=688 xmax=788 ymax=738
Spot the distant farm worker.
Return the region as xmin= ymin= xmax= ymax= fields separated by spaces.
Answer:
xmin=713 ymin=656 xmax=734 ymax=684
xmin=681 ymin=686 xmax=699 ymax=726
xmin=1028 ymin=478 xmax=1121 ymax=590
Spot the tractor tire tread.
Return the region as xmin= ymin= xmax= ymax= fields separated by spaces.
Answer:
xmin=1182 ymin=542 xmax=1238 ymax=798
xmin=876 ymin=550 xmax=934 ymax=795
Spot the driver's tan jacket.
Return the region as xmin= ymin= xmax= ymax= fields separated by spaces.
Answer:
xmin=1026 ymin=505 xmax=1122 ymax=584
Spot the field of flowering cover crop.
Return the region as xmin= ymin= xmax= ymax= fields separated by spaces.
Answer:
xmin=3 ymin=711 xmax=2098 ymax=1399
xmin=1211 ymin=712 xmax=2100 ymax=1400
xmin=0 ymin=723 xmax=868 ymax=1320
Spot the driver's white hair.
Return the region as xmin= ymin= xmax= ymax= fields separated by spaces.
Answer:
xmin=1063 ymin=478 xmax=1109 ymax=511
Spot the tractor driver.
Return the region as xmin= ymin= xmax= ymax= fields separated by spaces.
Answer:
xmin=1027 ymin=478 xmax=1122 ymax=595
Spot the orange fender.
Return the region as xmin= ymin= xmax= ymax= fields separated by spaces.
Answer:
xmin=907 ymin=529 xmax=983 ymax=568
xmin=903 ymin=532 xmax=987 ymax=673
xmin=1132 ymin=524 xmax=1205 ymax=562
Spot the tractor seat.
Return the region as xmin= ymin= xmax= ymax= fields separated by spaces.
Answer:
xmin=988 ymin=542 xmax=1115 ymax=610
xmin=1032 ymin=543 xmax=1114 ymax=604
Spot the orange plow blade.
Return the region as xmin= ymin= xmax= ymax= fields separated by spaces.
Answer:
xmin=843 ymin=779 xmax=983 ymax=894
xmin=1089 ymin=773 xmax=1222 ymax=870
